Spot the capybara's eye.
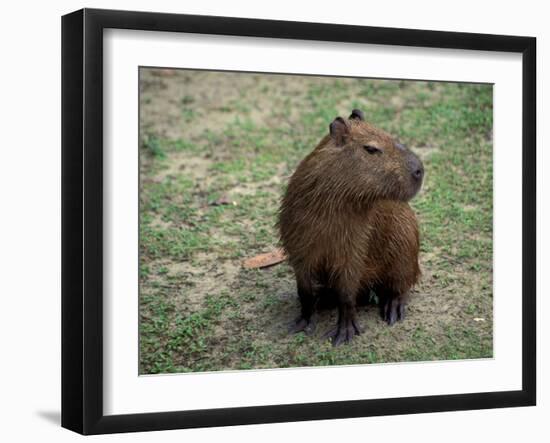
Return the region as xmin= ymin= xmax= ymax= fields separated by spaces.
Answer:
xmin=364 ymin=145 xmax=381 ymax=154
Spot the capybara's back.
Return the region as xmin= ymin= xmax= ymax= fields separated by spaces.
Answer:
xmin=278 ymin=109 xmax=423 ymax=345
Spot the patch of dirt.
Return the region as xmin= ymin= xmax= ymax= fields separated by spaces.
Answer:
xmin=157 ymin=152 xmax=212 ymax=184
xmin=164 ymin=253 xmax=242 ymax=312
xmin=414 ymin=145 xmax=440 ymax=161
xmin=141 ymin=70 xmax=247 ymax=140
xmin=390 ymin=95 xmax=406 ymax=111
xmin=140 ymin=69 xmax=319 ymax=141
xmin=148 ymin=216 xmax=172 ymax=230
xmin=231 ymin=162 xmax=287 ymax=197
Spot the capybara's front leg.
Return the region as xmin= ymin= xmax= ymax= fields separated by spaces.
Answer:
xmin=324 ymin=296 xmax=362 ymax=346
xmin=288 ymin=278 xmax=317 ymax=334
xmin=380 ymin=291 xmax=409 ymax=326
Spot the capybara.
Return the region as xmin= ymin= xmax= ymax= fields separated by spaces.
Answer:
xmin=278 ymin=109 xmax=423 ymax=345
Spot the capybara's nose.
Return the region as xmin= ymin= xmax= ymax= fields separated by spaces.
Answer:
xmin=413 ymin=166 xmax=424 ymax=181
xmin=408 ymin=154 xmax=424 ymax=182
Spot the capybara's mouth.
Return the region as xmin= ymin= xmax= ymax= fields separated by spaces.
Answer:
xmin=407 ymin=174 xmax=423 ymax=200
xmin=405 ymin=152 xmax=424 ymax=200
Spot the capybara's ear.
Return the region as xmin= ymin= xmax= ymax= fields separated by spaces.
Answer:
xmin=349 ymin=109 xmax=365 ymax=121
xmin=329 ymin=117 xmax=350 ymax=146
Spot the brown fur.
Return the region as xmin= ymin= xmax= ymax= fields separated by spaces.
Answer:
xmin=278 ymin=110 xmax=423 ymax=345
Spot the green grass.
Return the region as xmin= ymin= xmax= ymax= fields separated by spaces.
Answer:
xmin=138 ymin=69 xmax=493 ymax=374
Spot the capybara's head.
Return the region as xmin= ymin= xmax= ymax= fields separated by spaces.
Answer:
xmin=323 ymin=109 xmax=424 ymax=202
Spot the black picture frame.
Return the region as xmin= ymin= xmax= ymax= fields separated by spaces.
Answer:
xmin=61 ymin=8 xmax=536 ymax=435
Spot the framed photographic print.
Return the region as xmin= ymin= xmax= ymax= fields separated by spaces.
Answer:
xmin=61 ymin=8 xmax=536 ymax=435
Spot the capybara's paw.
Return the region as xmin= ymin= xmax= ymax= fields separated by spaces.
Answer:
xmin=288 ymin=316 xmax=315 ymax=335
xmin=324 ymin=319 xmax=362 ymax=346
xmin=382 ymin=298 xmax=406 ymax=326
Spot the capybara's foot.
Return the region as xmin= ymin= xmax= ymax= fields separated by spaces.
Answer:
xmin=324 ymin=318 xmax=362 ymax=346
xmin=288 ymin=316 xmax=315 ymax=335
xmin=381 ymin=297 xmax=406 ymax=326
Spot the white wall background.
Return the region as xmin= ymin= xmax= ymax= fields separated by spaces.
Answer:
xmin=0 ymin=1 xmax=545 ymax=441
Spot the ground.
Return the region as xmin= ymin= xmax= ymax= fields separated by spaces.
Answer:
xmin=138 ymin=68 xmax=493 ymax=374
